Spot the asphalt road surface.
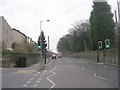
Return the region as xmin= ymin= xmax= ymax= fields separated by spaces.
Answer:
xmin=2 ymin=57 xmax=118 ymax=89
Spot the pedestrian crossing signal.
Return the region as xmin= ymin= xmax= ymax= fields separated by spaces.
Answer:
xmin=105 ymin=39 xmax=110 ymax=49
xmin=38 ymin=40 xmax=42 ymax=49
xmin=98 ymin=41 xmax=102 ymax=50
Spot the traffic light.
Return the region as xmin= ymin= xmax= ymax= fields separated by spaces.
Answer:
xmin=98 ymin=41 xmax=102 ymax=50
xmin=42 ymin=41 xmax=47 ymax=50
xmin=38 ymin=40 xmax=40 ymax=46
xmin=38 ymin=40 xmax=41 ymax=49
xmin=44 ymin=43 xmax=47 ymax=49
xmin=38 ymin=36 xmax=42 ymax=49
xmin=40 ymin=31 xmax=47 ymax=50
xmin=105 ymin=39 xmax=110 ymax=49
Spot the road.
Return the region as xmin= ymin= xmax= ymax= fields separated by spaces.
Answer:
xmin=2 ymin=57 xmax=118 ymax=89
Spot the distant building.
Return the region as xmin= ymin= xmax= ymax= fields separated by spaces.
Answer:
xmin=0 ymin=16 xmax=12 ymax=49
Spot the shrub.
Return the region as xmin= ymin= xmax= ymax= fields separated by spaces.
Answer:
xmin=12 ymin=42 xmax=37 ymax=53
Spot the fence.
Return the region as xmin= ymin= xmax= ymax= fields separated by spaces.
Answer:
xmin=104 ymin=57 xmax=119 ymax=66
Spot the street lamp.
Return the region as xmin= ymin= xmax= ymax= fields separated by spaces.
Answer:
xmin=117 ymin=0 xmax=120 ymax=21
xmin=40 ymin=20 xmax=50 ymax=34
xmin=39 ymin=20 xmax=50 ymax=70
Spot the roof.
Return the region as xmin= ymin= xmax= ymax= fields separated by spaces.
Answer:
xmin=12 ymin=28 xmax=27 ymax=37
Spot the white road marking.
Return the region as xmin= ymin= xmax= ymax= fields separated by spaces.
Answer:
xmin=82 ymin=67 xmax=95 ymax=74
xmin=29 ymin=78 xmax=34 ymax=81
xmin=36 ymin=80 xmax=40 ymax=83
xmin=38 ymin=72 xmax=41 ymax=73
xmin=47 ymin=67 xmax=56 ymax=89
xmin=81 ymin=66 xmax=112 ymax=81
xmin=22 ymin=71 xmax=42 ymax=87
xmin=49 ymin=67 xmax=56 ymax=73
xmin=44 ymin=70 xmax=47 ymax=73
xmin=41 ymin=70 xmax=47 ymax=76
xmin=94 ymin=72 xmax=110 ymax=81
xmin=22 ymin=84 xmax=28 ymax=87
xmin=82 ymin=67 xmax=85 ymax=71
xmin=104 ymin=65 xmax=108 ymax=68
xmin=38 ymin=78 xmax=42 ymax=80
xmin=80 ymin=61 xmax=88 ymax=63
xmin=33 ymin=74 xmax=38 ymax=78
xmin=15 ymin=70 xmax=36 ymax=74
xmin=97 ymin=63 xmax=104 ymax=64
xmin=33 ymin=84 xmax=38 ymax=87
xmin=26 ymin=81 xmax=31 ymax=84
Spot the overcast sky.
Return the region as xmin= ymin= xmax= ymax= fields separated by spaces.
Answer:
xmin=0 ymin=0 xmax=118 ymax=52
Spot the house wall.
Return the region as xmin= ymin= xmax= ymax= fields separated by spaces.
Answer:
xmin=0 ymin=17 xmax=2 ymax=46
xmin=0 ymin=16 xmax=12 ymax=48
xmin=0 ymin=16 xmax=36 ymax=50
xmin=12 ymin=28 xmax=27 ymax=44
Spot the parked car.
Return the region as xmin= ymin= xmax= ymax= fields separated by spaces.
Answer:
xmin=52 ymin=55 xmax=56 ymax=59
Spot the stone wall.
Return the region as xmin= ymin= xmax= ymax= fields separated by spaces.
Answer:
xmin=2 ymin=52 xmax=45 ymax=69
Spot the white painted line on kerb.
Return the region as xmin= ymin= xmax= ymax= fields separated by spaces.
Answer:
xmin=47 ymin=67 xmax=56 ymax=89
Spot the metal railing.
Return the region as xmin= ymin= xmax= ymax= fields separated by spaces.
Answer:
xmin=104 ymin=57 xmax=119 ymax=66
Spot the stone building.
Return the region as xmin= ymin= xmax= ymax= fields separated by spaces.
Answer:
xmin=0 ymin=16 xmax=12 ymax=49
xmin=12 ymin=28 xmax=27 ymax=44
xmin=0 ymin=16 xmax=36 ymax=50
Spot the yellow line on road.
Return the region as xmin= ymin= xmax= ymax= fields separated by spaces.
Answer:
xmin=14 ymin=70 xmax=36 ymax=74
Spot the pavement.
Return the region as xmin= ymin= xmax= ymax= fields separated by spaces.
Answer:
xmin=2 ymin=57 xmax=119 ymax=89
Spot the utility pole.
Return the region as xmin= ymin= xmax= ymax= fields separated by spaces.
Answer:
xmin=40 ymin=20 xmax=50 ymax=65
xmin=48 ymin=36 xmax=50 ymax=61
xmin=117 ymin=0 xmax=120 ymax=22
xmin=115 ymin=10 xmax=118 ymax=25
xmin=48 ymin=36 xmax=50 ymax=54
xmin=48 ymin=36 xmax=50 ymax=52
xmin=117 ymin=0 xmax=120 ymax=67
xmin=117 ymin=0 xmax=120 ymax=63
xmin=115 ymin=10 xmax=118 ymax=48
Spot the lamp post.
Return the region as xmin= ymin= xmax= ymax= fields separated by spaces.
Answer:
xmin=40 ymin=20 xmax=50 ymax=34
xmin=117 ymin=0 xmax=120 ymax=22
xmin=39 ymin=20 xmax=50 ymax=70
